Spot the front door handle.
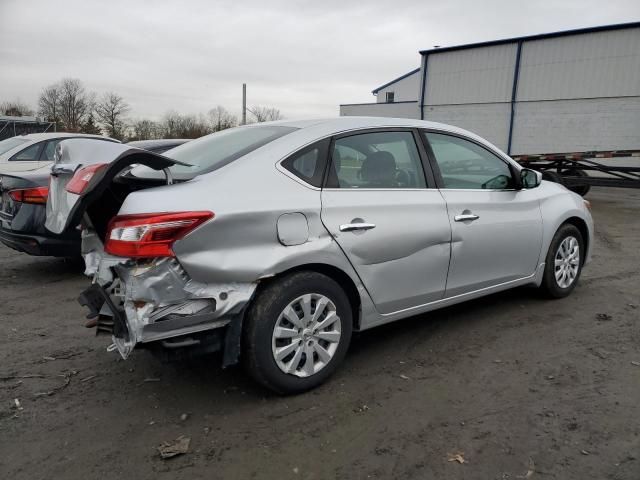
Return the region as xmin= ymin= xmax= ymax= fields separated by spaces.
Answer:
xmin=454 ymin=213 xmax=480 ymax=222
xmin=339 ymin=222 xmax=376 ymax=232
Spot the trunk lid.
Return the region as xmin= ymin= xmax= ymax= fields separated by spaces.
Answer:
xmin=45 ymin=139 xmax=190 ymax=235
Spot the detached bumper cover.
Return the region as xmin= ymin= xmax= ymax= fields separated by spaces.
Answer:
xmin=81 ymin=251 xmax=257 ymax=360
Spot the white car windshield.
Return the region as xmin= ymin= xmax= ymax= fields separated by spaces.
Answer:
xmin=165 ymin=125 xmax=297 ymax=174
xmin=0 ymin=137 xmax=29 ymax=156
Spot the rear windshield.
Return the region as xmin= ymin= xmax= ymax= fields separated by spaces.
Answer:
xmin=0 ymin=137 xmax=29 ymax=156
xmin=165 ymin=125 xmax=297 ymax=175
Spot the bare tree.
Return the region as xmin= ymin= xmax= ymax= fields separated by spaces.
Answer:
xmin=96 ymin=92 xmax=130 ymax=139
xmin=0 ymin=99 xmax=34 ymax=117
xmin=208 ymin=105 xmax=237 ymax=132
xmin=161 ymin=111 xmax=211 ymax=139
xmin=248 ymin=106 xmax=283 ymax=122
xmin=131 ymin=119 xmax=164 ymax=140
xmin=58 ymin=78 xmax=91 ymax=132
xmin=38 ymin=84 xmax=62 ymax=128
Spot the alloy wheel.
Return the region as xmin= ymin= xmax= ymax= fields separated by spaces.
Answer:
xmin=271 ymin=293 xmax=342 ymax=378
xmin=554 ymin=236 xmax=580 ymax=288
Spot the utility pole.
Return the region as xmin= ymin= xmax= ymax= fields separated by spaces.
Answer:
xmin=242 ymin=83 xmax=247 ymax=125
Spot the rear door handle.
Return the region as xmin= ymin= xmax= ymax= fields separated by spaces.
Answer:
xmin=454 ymin=214 xmax=479 ymax=222
xmin=339 ymin=222 xmax=376 ymax=232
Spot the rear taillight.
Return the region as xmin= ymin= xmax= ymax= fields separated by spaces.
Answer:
xmin=9 ymin=186 xmax=49 ymax=205
xmin=104 ymin=211 xmax=214 ymax=258
xmin=66 ymin=163 xmax=108 ymax=195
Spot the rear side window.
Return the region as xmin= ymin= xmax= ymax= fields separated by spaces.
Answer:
xmin=281 ymin=139 xmax=329 ymax=187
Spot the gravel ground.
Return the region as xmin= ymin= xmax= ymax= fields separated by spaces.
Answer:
xmin=1 ymin=187 xmax=639 ymax=480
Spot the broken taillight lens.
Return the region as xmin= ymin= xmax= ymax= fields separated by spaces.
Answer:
xmin=9 ymin=186 xmax=49 ymax=205
xmin=65 ymin=163 xmax=108 ymax=195
xmin=104 ymin=211 xmax=214 ymax=258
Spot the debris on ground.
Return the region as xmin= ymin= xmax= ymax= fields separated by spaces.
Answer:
xmin=580 ymin=449 xmax=590 ymax=455
xmin=80 ymin=375 xmax=97 ymax=383
xmin=517 ymin=457 xmax=535 ymax=478
xmin=0 ymin=374 xmax=45 ymax=381
xmin=631 ymin=361 xmax=640 ymax=367
xmin=596 ymin=313 xmax=613 ymax=321
xmin=158 ymin=436 xmax=191 ymax=459
xmin=354 ymin=404 xmax=369 ymax=413
xmin=143 ymin=377 xmax=161 ymax=383
xmin=399 ymin=374 xmax=410 ymax=380
xmin=13 ymin=398 xmax=23 ymax=410
xmin=34 ymin=370 xmax=78 ymax=397
xmin=447 ymin=451 xmax=466 ymax=464
xmin=589 ymin=348 xmax=610 ymax=359
xmin=180 ymin=413 xmax=189 ymax=421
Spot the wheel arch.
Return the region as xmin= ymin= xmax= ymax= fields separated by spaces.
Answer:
xmin=258 ymin=263 xmax=363 ymax=330
xmin=561 ymin=216 xmax=590 ymax=263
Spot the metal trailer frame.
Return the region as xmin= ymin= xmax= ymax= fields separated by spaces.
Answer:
xmin=514 ymin=151 xmax=640 ymax=195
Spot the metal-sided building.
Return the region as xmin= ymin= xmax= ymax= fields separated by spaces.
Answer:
xmin=339 ymin=22 xmax=640 ymax=156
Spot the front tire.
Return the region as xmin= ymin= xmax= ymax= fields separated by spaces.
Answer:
xmin=540 ymin=224 xmax=584 ymax=298
xmin=243 ymin=271 xmax=353 ymax=394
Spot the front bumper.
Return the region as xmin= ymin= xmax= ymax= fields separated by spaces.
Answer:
xmin=0 ymin=227 xmax=80 ymax=257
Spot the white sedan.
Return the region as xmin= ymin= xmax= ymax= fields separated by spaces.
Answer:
xmin=0 ymin=132 xmax=118 ymax=173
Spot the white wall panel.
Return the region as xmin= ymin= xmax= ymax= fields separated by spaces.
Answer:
xmin=425 ymin=44 xmax=518 ymax=105
xmin=517 ymin=28 xmax=640 ymax=101
xmin=376 ymin=71 xmax=420 ymax=103
xmin=340 ymin=102 xmax=420 ymax=119
xmin=422 ymin=103 xmax=511 ymax=151
xmin=511 ymin=97 xmax=640 ymax=154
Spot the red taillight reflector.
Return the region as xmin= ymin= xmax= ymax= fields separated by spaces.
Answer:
xmin=65 ymin=163 xmax=108 ymax=195
xmin=104 ymin=211 xmax=214 ymax=258
xmin=8 ymin=186 xmax=49 ymax=205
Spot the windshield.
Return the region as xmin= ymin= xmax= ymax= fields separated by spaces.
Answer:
xmin=0 ymin=137 xmax=29 ymax=156
xmin=165 ymin=125 xmax=297 ymax=174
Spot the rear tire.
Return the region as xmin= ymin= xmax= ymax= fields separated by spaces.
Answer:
xmin=243 ymin=271 xmax=353 ymax=394
xmin=540 ymin=224 xmax=584 ymax=298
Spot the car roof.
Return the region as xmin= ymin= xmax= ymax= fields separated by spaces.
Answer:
xmin=14 ymin=132 xmax=119 ymax=142
xmin=262 ymin=116 xmax=470 ymax=133
xmin=257 ymin=116 xmax=502 ymax=153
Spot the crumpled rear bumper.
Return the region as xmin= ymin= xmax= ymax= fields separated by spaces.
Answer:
xmin=81 ymin=250 xmax=257 ymax=361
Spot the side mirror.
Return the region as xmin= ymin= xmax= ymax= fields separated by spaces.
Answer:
xmin=520 ymin=168 xmax=542 ymax=189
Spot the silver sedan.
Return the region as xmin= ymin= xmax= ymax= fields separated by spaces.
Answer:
xmin=45 ymin=117 xmax=593 ymax=394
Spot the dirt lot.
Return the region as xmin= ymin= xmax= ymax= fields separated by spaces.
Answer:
xmin=1 ymin=187 xmax=639 ymax=479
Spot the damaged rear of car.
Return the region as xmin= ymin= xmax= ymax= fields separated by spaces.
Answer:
xmin=46 ymin=126 xmax=298 ymax=366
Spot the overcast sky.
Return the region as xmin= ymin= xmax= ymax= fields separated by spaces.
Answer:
xmin=1 ymin=0 xmax=639 ymax=121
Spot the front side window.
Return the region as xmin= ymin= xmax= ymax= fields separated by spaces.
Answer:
xmin=326 ymin=131 xmax=426 ymax=189
xmin=281 ymin=139 xmax=329 ymax=187
xmin=385 ymin=92 xmax=395 ymax=103
xmin=11 ymin=142 xmax=42 ymax=162
xmin=424 ymin=132 xmax=514 ymax=190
